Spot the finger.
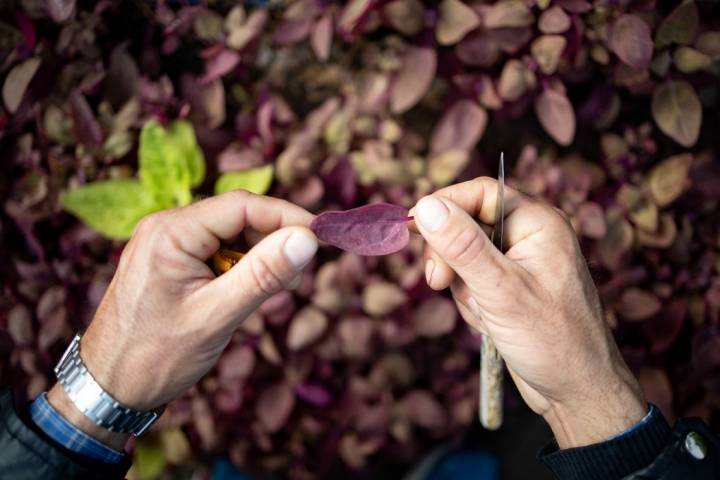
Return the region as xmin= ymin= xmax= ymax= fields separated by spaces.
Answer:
xmin=200 ymin=226 xmax=318 ymax=323
xmin=450 ymin=279 xmax=487 ymax=334
xmin=414 ymin=195 xmax=513 ymax=294
xmin=423 ymin=244 xmax=455 ymax=290
xmin=160 ymin=191 xmax=315 ymax=260
xmin=420 ymin=223 xmax=494 ymax=290
xmin=409 ymin=177 xmax=531 ymax=234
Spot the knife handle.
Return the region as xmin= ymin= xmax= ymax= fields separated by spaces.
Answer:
xmin=480 ymin=335 xmax=504 ymax=430
xmin=211 ymin=248 xmax=245 ymax=275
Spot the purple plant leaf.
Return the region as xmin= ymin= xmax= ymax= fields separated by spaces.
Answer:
xmin=430 ymin=99 xmax=487 ymax=155
xmin=322 ymin=157 xmax=358 ymax=208
xmin=218 ymin=346 xmax=255 ymax=382
xmin=642 ymin=298 xmax=687 ymax=353
xmin=553 ymin=0 xmax=592 ymax=13
xmin=16 ymin=11 xmax=37 ymax=52
xmin=272 ymin=18 xmax=313 ymax=45
xmin=535 ymin=88 xmax=575 ymax=146
xmin=311 ymin=203 xmax=411 ymax=256
xmin=390 ymin=47 xmax=437 ymax=113
xmin=337 ymin=0 xmax=375 ymax=36
xmin=69 ymin=90 xmax=103 ymax=147
xmin=609 ymin=14 xmax=653 ymax=70
xmin=295 ymin=383 xmax=333 ymax=407
xmin=47 ymin=0 xmax=76 ymax=22
xmin=200 ymin=50 xmax=240 ymax=85
xmin=103 ymin=44 xmax=139 ymax=108
xmin=256 ymin=382 xmax=295 ymax=433
xmin=311 ymin=12 xmax=334 ymax=61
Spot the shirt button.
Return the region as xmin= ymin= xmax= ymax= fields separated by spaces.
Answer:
xmin=684 ymin=432 xmax=707 ymax=460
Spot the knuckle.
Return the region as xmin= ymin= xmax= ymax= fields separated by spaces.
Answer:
xmin=443 ymin=226 xmax=486 ymax=265
xmin=134 ymin=213 xmax=162 ymax=236
xmin=249 ymin=257 xmax=284 ymax=296
xmin=223 ymin=188 xmax=251 ymax=203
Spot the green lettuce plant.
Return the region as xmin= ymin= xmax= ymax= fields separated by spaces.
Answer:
xmin=61 ymin=121 xmax=274 ymax=239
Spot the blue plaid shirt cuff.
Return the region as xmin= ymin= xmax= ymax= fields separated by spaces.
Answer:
xmin=30 ymin=392 xmax=125 ymax=463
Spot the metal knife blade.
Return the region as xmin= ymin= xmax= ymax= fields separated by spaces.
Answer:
xmin=479 ymin=152 xmax=505 ymax=430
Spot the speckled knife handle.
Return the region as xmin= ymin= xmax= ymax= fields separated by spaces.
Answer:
xmin=480 ymin=334 xmax=503 ymax=430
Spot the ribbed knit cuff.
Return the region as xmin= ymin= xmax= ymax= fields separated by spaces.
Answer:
xmin=538 ymin=404 xmax=672 ymax=480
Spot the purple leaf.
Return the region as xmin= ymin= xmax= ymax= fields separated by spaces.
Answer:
xmin=692 ymin=327 xmax=720 ymax=371
xmin=272 ymin=18 xmax=313 ymax=45
xmin=430 ymin=100 xmax=487 ymax=155
xmin=200 ymin=50 xmax=240 ymax=85
xmin=455 ymin=32 xmax=500 ymax=67
xmin=310 ymin=203 xmax=411 ymax=256
xmin=609 ymin=14 xmax=653 ymax=70
xmin=69 ymin=90 xmax=103 ymax=147
xmin=337 ymin=0 xmax=374 ymax=36
xmin=554 ymin=0 xmax=591 ymax=13
xmin=311 ymin=12 xmax=334 ymax=62
xmin=538 ymin=6 xmax=571 ymax=34
xmin=47 ymin=0 xmax=76 ymax=22
xmin=103 ymin=45 xmax=139 ymax=108
xmin=218 ymin=346 xmax=255 ymax=382
xmin=295 ymin=383 xmax=333 ymax=407
xmin=535 ymin=88 xmax=575 ymax=146
xmin=642 ymin=298 xmax=687 ymax=353
xmin=256 ymin=382 xmax=295 ymax=433
xmin=414 ymin=297 xmax=457 ymax=337
xmin=322 ymin=157 xmax=358 ymax=208
xmin=399 ymin=390 xmax=448 ymax=429
xmin=226 ymin=9 xmax=267 ymax=50
xmin=16 ymin=11 xmax=37 ymax=52
xmin=615 ymin=288 xmax=661 ymax=322
xmin=287 ymin=306 xmax=328 ymax=351
xmin=390 ymin=47 xmax=437 ymax=113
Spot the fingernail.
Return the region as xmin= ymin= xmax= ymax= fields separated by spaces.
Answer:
xmin=425 ymin=259 xmax=435 ymax=285
xmin=284 ymin=231 xmax=318 ymax=269
xmin=416 ymin=197 xmax=449 ymax=233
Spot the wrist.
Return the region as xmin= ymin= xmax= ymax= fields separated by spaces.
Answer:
xmin=80 ymin=323 xmax=163 ymax=411
xmin=543 ymin=364 xmax=647 ymax=449
xmin=47 ymin=384 xmax=131 ymax=451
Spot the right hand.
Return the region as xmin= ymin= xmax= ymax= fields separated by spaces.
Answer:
xmin=411 ymin=177 xmax=647 ymax=448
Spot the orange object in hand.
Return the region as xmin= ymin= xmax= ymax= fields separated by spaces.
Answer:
xmin=211 ymin=248 xmax=245 ymax=275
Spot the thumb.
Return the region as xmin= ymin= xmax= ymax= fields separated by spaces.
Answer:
xmin=414 ymin=195 xmax=511 ymax=296
xmin=202 ymin=226 xmax=317 ymax=324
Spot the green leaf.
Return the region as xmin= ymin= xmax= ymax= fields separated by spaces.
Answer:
xmin=61 ymin=180 xmax=162 ymax=239
xmin=167 ymin=120 xmax=206 ymax=188
xmin=214 ymin=165 xmax=274 ymax=195
xmin=138 ymin=121 xmax=193 ymax=206
xmin=133 ymin=440 xmax=167 ymax=480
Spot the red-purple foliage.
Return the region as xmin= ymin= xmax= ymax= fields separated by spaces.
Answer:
xmin=1 ymin=1 xmax=719 ymax=478
xmin=311 ymin=203 xmax=411 ymax=255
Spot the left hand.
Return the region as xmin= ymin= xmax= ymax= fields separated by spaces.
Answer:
xmin=49 ymin=191 xmax=317 ymax=447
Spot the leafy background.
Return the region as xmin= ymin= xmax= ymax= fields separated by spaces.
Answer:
xmin=1 ymin=0 xmax=719 ymax=479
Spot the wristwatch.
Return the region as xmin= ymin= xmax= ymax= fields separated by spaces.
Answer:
xmin=54 ymin=333 xmax=159 ymax=436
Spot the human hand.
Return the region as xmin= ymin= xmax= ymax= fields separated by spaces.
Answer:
xmin=411 ymin=177 xmax=646 ymax=448
xmin=48 ymin=191 xmax=317 ymax=448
